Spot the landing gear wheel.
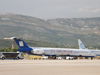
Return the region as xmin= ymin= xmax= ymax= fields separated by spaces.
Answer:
xmin=91 ymin=57 xmax=93 ymax=60
xmin=2 ymin=57 xmax=5 ymax=60
xmin=16 ymin=57 xmax=19 ymax=60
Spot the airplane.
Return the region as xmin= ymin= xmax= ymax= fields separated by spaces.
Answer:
xmin=78 ymin=39 xmax=87 ymax=50
xmin=12 ymin=37 xmax=100 ymax=60
xmin=78 ymin=39 xmax=100 ymax=56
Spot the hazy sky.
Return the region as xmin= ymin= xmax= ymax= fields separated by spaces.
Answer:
xmin=0 ymin=0 xmax=100 ymax=19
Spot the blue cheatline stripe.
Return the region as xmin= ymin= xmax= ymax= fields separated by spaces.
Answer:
xmin=28 ymin=53 xmax=94 ymax=57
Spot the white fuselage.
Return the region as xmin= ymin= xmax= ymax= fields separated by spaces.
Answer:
xmin=30 ymin=47 xmax=99 ymax=57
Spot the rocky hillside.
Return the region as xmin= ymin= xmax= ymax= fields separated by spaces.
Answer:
xmin=0 ymin=13 xmax=100 ymax=47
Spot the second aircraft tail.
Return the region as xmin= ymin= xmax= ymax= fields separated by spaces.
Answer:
xmin=78 ymin=39 xmax=86 ymax=50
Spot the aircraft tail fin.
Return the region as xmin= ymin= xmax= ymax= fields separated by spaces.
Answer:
xmin=78 ymin=39 xmax=86 ymax=50
xmin=13 ymin=37 xmax=29 ymax=49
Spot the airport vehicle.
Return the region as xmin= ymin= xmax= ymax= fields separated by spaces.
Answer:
xmin=41 ymin=55 xmax=48 ymax=60
xmin=56 ymin=57 xmax=62 ymax=60
xmin=12 ymin=37 xmax=100 ymax=60
xmin=56 ymin=56 xmax=66 ymax=60
xmin=0 ymin=52 xmax=24 ymax=60
xmin=66 ymin=56 xmax=74 ymax=60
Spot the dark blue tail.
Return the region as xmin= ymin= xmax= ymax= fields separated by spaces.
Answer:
xmin=13 ymin=37 xmax=29 ymax=48
xmin=13 ymin=37 xmax=32 ymax=52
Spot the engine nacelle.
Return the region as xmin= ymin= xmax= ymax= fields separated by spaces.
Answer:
xmin=31 ymin=49 xmax=44 ymax=54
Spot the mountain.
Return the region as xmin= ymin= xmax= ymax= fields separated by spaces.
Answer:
xmin=0 ymin=13 xmax=100 ymax=48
